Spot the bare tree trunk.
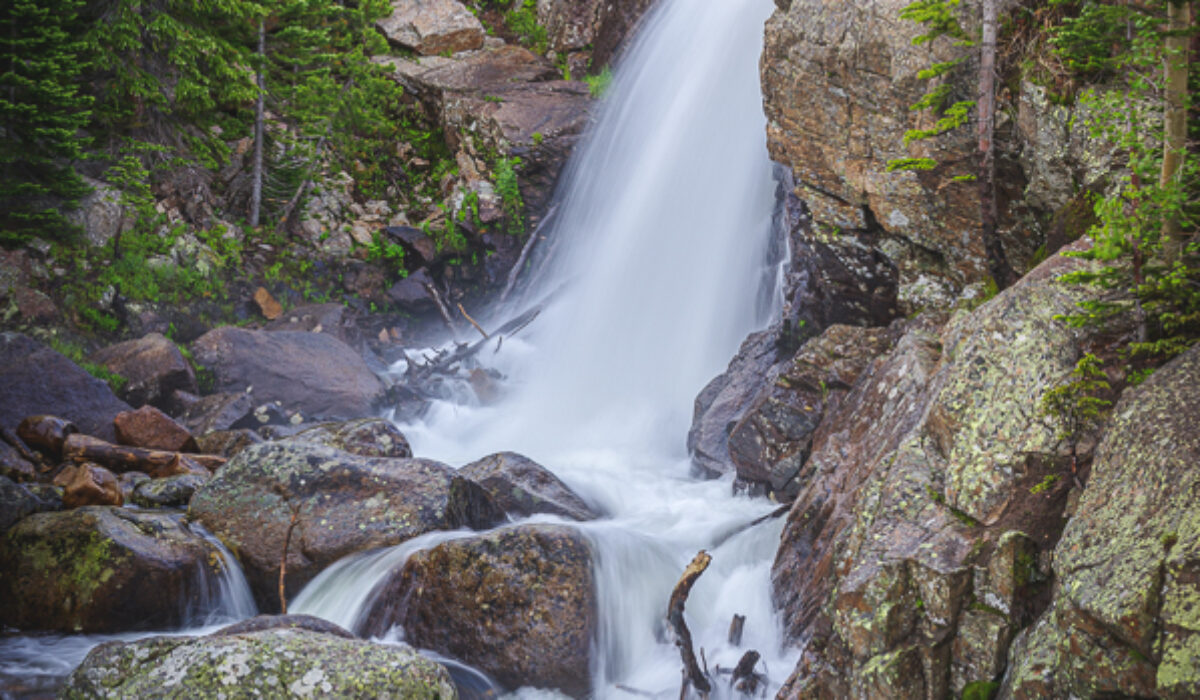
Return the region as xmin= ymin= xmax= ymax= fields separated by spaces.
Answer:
xmin=249 ymin=19 xmax=266 ymax=229
xmin=1161 ymin=0 xmax=1192 ymax=263
xmin=978 ymin=0 xmax=1015 ymax=289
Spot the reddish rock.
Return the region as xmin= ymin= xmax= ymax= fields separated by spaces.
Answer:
xmin=363 ymin=524 xmax=596 ymax=697
xmin=89 ymin=333 xmax=197 ymax=410
xmin=15 ymin=415 xmax=77 ymax=460
xmin=253 ymin=286 xmax=283 ymax=320
xmin=114 ymin=405 xmax=198 ymax=453
xmin=60 ymin=464 xmax=123 ymax=508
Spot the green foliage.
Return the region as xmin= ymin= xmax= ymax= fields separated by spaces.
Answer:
xmin=47 ymin=336 xmax=128 ymax=393
xmin=504 ymin=0 xmax=547 ymax=54
xmin=0 ymin=0 xmax=93 ymax=244
xmin=493 ymin=156 xmax=524 ymax=234
xmin=886 ymin=0 xmax=975 ymax=175
xmin=1051 ymin=1 xmax=1200 ymax=362
xmin=961 ymin=680 xmax=1000 ymax=700
xmin=1029 ymin=473 xmax=1060 ymax=495
xmin=586 ymin=66 xmax=613 ymax=99
xmin=1039 ymin=353 xmax=1112 ymax=452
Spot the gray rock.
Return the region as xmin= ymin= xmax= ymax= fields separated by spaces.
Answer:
xmin=89 ymin=333 xmax=197 ymax=410
xmin=284 ymin=418 xmax=412 ymax=459
xmin=460 ymin=451 xmax=598 ymax=521
xmin=377 ymin=0 xmax=485 ymax=56
xmin=131 ymin=473 xmax=209 ymax=508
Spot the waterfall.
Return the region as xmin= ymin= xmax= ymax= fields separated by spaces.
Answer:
xmin=297 ymin=0 xmax=799 ymax=696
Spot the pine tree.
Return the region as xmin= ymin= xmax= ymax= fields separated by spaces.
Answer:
xmin=0 ymin=0 xmax=93 ymax=244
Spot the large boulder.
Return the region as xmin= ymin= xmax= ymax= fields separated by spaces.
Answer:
xmin=89 ymin=333 xmax=197 ymax=410
xmin=61 ymin=615 xmax=458 ymax=699
xmin=189 ymin=441 xmax=503 ymax=610
xmin=0 ymin=333 xmax=131 ymax=442
xmin=377 ymin=0 xmax=485 ymax=56
xmin=0 ymin=507 xmax=231 ymax=633
xmin=363 ymin=524 xmax=595 ymax=697
xmin=728 ymin=324 xmax=897 ymax=498
xmin=189 ymin=327 xmax=387 ymax=420
xmin=1002 ymin=345 xmax=1200 ymax=699
xmin=283 ymin=418 xmax=412 ymax=459
xmin=772 ymin=243 xmax=1123 ymax=697
xmin=459 ymin=451 xmax=598 ymax=521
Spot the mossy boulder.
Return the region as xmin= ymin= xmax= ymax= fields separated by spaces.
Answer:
xmin=1002 ymin=345 xmax=1200 ymax=699
xmin=363 ymin=524 xmax=595 ymax=697
xmin=60 ymin=615 xmax=457 ymax=699
xmin=458 ymin=451 xmax=598 ymax=521
xmin=131 ymin=473 xmax=208 ymax=508
xmin=0 ymin=507 xmax=230 ymax=633
xmin=188 ymin=441 xmax=504 ymax=611
xmin=283 ymin=418 xmax=412 ymax=459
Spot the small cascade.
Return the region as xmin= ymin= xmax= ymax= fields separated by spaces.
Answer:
xmin=187 ymin=520 xmax=258 ymax=626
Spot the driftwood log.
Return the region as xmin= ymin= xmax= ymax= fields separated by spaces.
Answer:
xmin=730 ymin=650 xmax=762 ymax=694
xmin=669 ymin=550 xmax=713 ymax=697
xmin=64 ymin=434 xmax=226 ymax=478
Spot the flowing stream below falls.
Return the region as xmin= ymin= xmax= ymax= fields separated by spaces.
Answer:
xmin=1 ymin=0 xmax=801 ymax=696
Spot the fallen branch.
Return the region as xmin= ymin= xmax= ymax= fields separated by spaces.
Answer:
xmin=500 ymin=204 xmax=557 ymax=302
xmin=63 ymin=434 xmax=225 ymax=478
xmin=458 ymin=303 xmax=489 ymax=339
xmin=710 ymin=505 xmax=790 ymax=549
xmin=423 ymin=282 xmax=459 ymax=338
xmin=730 ymin=650 xmax=762 ymax=694
xmin=669 ymin=550 xmax=713 ymax=697
xmin=279 ymin=502 xmax=301 ymax=614
xmin=728 ymin=614 xmax=746 ymax=647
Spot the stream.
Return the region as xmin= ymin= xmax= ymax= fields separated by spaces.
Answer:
xmin=2 ymin=0 xmax=800 ymax=696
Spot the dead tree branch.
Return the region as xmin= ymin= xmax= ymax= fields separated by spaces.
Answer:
xmin=669 ymin=550 xmax=713 ymax=697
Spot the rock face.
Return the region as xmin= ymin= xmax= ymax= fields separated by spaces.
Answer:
xmin=364 ymin=524 xmax=595 ymax=697
xmin=0 ymin=333 xmax=131 ymax=442
xmin=283 ymin=418 xmax=412 ymax=459
xmin=0 ymin=507 xmax=229 ymax=633
xmin=728 ymin=324 xmax=897 ymax=497
xmin=1001 ymin=345 xmax=1200 ymax=699
xmin=61 ymin=616 xmax=458 ymax=699
xmin=189 ymin=441 xmax=504 ymax=610
xmin=771 ymin=243 xmax=1122 ymax=697
xmin=377 ymin=0 xmax=485 ymax=56
xmin=189 ymin=327 xmax=387 ymax=421
xmin=89 ymin=333 xmax=197 ymax=410
xmin=459 ymin=451 xmax=598 ymax=521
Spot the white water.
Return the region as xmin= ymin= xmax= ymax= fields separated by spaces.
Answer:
xmin=297 ymin=0 xmax=798 ymax=696
xmin=0 ymin=516 xmax=256 ymax=694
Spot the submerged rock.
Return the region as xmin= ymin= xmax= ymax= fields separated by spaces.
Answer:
xmin=284 ymin=417 xmax=413 ymax=459
xmin=0 ymin=507 xmax=230 ymax=633
xmin=1002 ymin=344 xmax=1200 ymax=699
xmin=61 ymin=615 xmax=457 ymax=699
xmin=459 ymin=451 xmax=598 ymax=521
xmin=189 ymin=327 xmax=387 ymax=421
xmin=363 ymin=524 xmax=595 ymax=697
xmin=188 ymin=441 xmax=503 ymax=610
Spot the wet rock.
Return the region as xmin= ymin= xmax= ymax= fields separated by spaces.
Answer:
xmin=589 ymin=0 xmax=656 ymax=69
xmin=728 ymin=324 xmax=896 ymax=498
xmin=264 ymin=303 xmax=353 ymax=343
xmin=284 ymin=418 xmax=412 ymax=459
xmin=194 ymin=429 xmax=264 ymax=458
xmin=364 ymin=524 xmax=595 ymax=697
xmin=0 ymin=507 xmax=230 ymax=633
xmin=131 ymin=473 xmax=208 ymax=509
xmin=211 ymin=613 xmax=355 ymax=639
xmin=176 ymin=391 xmax=255 ymax=435
xmin=1001 ymin=345 xmax=1200 ymax=699
xmin=61 ymin=618 xmax=457 ymax=699
xmin=0 ymin=333 xmax=131 ymax=442
xmin=190 ymin=327 xmax=387 ymax=421
xmin=117 ymin=471 xmax=150 ymax=502
xmin=60 ymin=464 xmax=123 ymax=508
xmin=0 ymin=476 xmax=43 ymax=531
xmin=114 ymin=405 xmax=198 ymax=452
xmin=88 ymin=333 xmax=197 ymax=410
xmin=377 ymin=0 xmax=485 ymax=56
xmin=688 ymin=328 xmax=789 ymax=477
xmin=0 ymin=438 xmax=37 ymax=482
xmin=459 ymin=451 xmax=598 ymax=521
xmin=16 ymin=414 xmax=78 ymax=460
xmin=189 ymin=441 xmax=504 ymax=610
xmin=387 ymin=268 xmax=437 ymax=313
xmin=772 ymin=242 xmax=1119 ymax=697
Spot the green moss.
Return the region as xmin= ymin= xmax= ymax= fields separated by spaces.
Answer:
xmin=962 ymin=680 xmax=1000 ymax=700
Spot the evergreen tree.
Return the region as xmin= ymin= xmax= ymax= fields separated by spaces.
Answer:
xmin=0 ymin=0 xmax=93 ymax=244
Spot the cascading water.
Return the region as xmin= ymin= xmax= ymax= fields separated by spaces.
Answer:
xmin=296 ymin=0 xmax=800 ymax=696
